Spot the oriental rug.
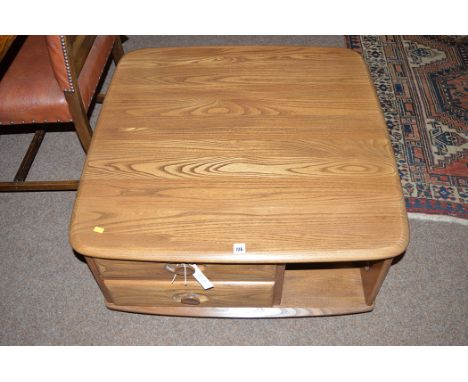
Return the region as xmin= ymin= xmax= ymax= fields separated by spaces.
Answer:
xmin=347 ymin=36 xmax=467 ymax=219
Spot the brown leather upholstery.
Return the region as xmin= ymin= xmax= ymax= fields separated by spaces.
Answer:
xmin=44 ymin=36 xmax=74 ymax=92
xmin=0 ymin=35 xmax=115 ymax=124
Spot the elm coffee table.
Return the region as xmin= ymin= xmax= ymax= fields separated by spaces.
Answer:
xmin=70 ymin=46 xmax=409 ymax=317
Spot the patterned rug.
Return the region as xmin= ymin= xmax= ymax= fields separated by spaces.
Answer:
xmin=347 ymin=36 xmax=467 ymax=219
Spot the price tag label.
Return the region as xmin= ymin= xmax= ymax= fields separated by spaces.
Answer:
xmin=233 ymin=243 xmax=246 ymax=254
xmin=191 ymin=264 xmax=214 ymax=290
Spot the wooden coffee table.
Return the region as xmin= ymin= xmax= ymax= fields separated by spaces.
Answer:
xmin=70 ymin=46 xmax=409 ymax=317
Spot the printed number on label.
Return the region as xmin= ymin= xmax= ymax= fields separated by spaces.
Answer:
xmin=233 ymin=243 xmax=246 ymax=254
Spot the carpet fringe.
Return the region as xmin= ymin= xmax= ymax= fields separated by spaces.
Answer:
xmin=408 ymin=212 xmax=468 ymax=225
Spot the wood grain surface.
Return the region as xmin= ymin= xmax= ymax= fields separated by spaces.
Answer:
xmin=105 ymin=303 xmax=374 ymax=318
xmin=103 ymin=279 xmax=275 ymax=307
xmin=103 ymin=265 xmax=373 ymax=317
xmin=94 ymin=258 xmax=277 ymax=281
xmin=70 ymin=46 xmax=409 ymax=263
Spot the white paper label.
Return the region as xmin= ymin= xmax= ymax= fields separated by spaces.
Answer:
xmin=233 ymin=243 xmax=246 ymax=254
xmin=191 ymin=264 xmax=214 ymax=290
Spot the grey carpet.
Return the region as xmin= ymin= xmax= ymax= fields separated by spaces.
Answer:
xmin=0 ymin=36 xmax=466 ymax=345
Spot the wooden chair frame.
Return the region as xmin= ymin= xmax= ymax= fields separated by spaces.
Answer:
xmin=0 ymin=35 xmax=124 ymax=192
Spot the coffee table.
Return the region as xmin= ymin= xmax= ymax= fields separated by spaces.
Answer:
xmin=70 ymin=46 xmax=409 ymax=317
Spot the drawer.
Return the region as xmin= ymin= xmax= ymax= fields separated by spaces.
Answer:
xmin=94 ymin=258 xmax=276 ymax=282
xmin=103 ymin=279 xmax=275 ymax=307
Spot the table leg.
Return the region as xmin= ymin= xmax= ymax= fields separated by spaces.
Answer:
xmin=360 ymin=258 xmax=393 ymax=305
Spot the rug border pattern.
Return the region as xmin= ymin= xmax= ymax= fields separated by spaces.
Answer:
xmin=346 ymin=35 xmax=467 ymax=219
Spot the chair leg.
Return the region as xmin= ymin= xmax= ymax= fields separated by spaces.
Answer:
xmin=93 ymin=38 xmax=124 ymax=106
xmin=0 ymin=127 xmax=79 ymax=192
xmin=95 ymin=93 xmax=106 ymax=103
xmin=112 ymin=36 xmax=124 ymax=65
xmin=64 ymin=91 xmax=93 ymax=153
xmin=14 ymin=129 xmax=46 ymax=182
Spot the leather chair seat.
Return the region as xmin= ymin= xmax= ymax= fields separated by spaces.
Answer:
xmin=0 ymin=35 xmax=115 ymax=125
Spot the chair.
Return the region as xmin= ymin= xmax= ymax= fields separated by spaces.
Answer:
xmin=0 ymin=35 xmax=123 ymax=191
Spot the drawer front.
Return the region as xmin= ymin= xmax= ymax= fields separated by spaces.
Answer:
xmin=94 ymin=259 xmax=276 ymax=282
xmin=103 ymin=279 xmax=275 ymax=307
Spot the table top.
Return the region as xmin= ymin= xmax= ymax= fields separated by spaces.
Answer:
xmin=70 ymin=46 xmax=409 ymax=263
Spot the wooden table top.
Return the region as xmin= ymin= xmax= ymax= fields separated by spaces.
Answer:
xmin=70 ymin=46 xmax=409 ymax=263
